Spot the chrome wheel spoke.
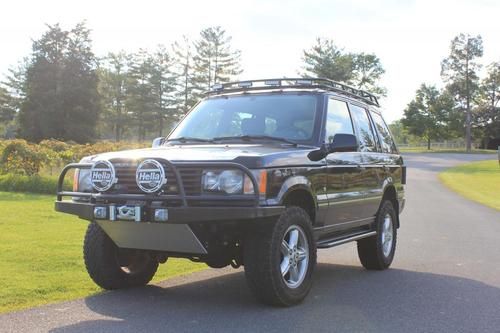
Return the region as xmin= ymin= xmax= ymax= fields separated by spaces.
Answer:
xmin=290 ymin=264 xmax=300 ymax=282
xmin=297 ymin=248 xmax=307 ymax=261
xmin=280 ymin=258 xmax=291 ymax=276
xmin=288 ymin=229 xmax=299 ymax=248
xmin=281 ymin=240 xmax=291 ymax=256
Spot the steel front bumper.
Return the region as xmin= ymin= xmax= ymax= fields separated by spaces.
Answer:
xmin=55 ymin=201 xmax=284 ymax=254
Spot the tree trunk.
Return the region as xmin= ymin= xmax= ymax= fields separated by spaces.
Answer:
xmin=465 ymin=39 xmax=472 ymax=153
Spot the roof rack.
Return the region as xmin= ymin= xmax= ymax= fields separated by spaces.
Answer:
xmin=207 ymin=78 xmax=379 ymax=107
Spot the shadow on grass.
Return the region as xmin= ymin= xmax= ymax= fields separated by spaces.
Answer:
xmin=49 ymin=263 xmax=500 ymax=333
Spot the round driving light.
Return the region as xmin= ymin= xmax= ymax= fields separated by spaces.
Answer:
xmin=90 ymin=160 xmax=116 ymax=192
xmin=136 ymin=159 xmax=167 ymax=193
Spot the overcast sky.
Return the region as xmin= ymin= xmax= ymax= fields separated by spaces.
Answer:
xmin=1 ymin=0 xmax=499 ymax=122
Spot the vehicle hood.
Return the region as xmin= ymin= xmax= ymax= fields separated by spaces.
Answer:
xmin=85 ymin=144 xmax=322 ymax=168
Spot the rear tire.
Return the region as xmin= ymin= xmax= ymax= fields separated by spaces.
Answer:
xmin=244 ymin=207 xmax=317 ymax=306
xmin=83 ymin=222 xmax=159 ymax=290
xmin=357 ymin=200 xmax=397 ymax=270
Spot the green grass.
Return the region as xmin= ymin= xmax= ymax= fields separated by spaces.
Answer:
xmin=439 ymin=160 xmax=500 ymax=211
xmin=400 ymin=147 xmax=496 ymax=154
xmin=0 ymin=192 xmax=205 ymax=314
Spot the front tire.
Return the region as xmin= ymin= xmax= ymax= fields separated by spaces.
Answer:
xmin=83 ymin=222 xmax=159 ymax=290
xmin=244 ymin=207 xmax=317 ymax=306
xmin=357 ymin=200 xmax=398 ymax=270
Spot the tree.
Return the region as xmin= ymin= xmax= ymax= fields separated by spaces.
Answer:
xmin=193 ymin=26 xmax=242 ymax=93
xmin=402 ymin=84 xmax=455 ymax=149
xmin=172 ymin=36 xmax=197 ymax=114
xmin=476 ymin=62 xmax=500 ymax=141
xmin=350 ymin=53 xmax=386 ymax=96
xmin=0 ymin=87 xmax=16 ymax=123
xmin=302 ymin=38 xmax=353 ymax=82
xmin=149 ymin=46 xmax=177 ymax=136
xmin=99 ymin=52 xmax=131 ymax=141
xmin=441 ymin=34 xmax=483 ymax=152
xmin=301 ymin=38 xmax=386 ymax=96
xmin=126 ymin=49 xmax=156 ymax=141
xmin=11 ymin=23 xmax=100 ymax=143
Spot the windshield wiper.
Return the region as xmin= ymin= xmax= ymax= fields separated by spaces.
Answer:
xmin=165 ymin=137 xmax=214 ymax=143
xmin=213 ymin=135 xmax=298 ymax=146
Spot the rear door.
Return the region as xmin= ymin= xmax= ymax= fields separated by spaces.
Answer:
xmin=348 ymin=103 xmax=383 ymax=220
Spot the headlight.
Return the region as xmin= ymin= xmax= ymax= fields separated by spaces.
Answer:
xmin=202 ymin=170 xmax=244 ymax=194
xmin=79 ymin=169 xmax=93 ymax=192
xmin=73 ymin=157 xmax=94 ymax=193
xmin=202 ymin=169 xmax=267 ymax=195
xmin=73 ymin=168 xmax=92 ymax=192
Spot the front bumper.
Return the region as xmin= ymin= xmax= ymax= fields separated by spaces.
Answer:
xmin=55 ymin=161 xmax=284 ymax=255
xmin=55 ymin=201 xmax=284 ymax=255
xmin=55 ymin=200 xmax=284 ymax=224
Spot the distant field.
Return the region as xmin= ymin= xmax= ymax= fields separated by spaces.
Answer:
xmin=0 ymin=192 xmax=205 ymax=313
xmin=439 ymin=160 xmax=500 ymax=211
xmin=400 ymin=147 xmax=496 ymax=154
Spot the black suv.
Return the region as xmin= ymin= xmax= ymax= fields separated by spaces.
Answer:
xmin=56 ymin=78 xmax=406 ymax=306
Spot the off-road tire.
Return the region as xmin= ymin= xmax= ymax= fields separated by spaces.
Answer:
xmin=244 ymin=207 xmax=316 ymax=306
xmin=357 ymin=200 xmax=397 ymax=270
xmin=83 ymin=222 xmax=159 ymax=290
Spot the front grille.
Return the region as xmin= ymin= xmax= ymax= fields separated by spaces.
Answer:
xmin=108 ymin=158 xmax=201 ymax=196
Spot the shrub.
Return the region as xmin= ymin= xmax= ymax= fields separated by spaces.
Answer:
xmin=0 ymin=174 xmax=71 ymax=194
xmin=0 ymin=140 xmax=48 ymax=176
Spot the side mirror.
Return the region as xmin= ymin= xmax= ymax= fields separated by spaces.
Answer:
xmin=329 ymin=133 xmax=358 ymax=153
xmin=152 ymin=137 xmax=165 ymax=148
xmin=307 ymin=133 xmax=358 ymax=161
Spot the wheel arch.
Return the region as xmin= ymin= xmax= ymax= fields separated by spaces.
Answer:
xmin=380 ymin=185 xmax=400 ymax=228
xmin=281 ymin=186 xmax=317 ymax=225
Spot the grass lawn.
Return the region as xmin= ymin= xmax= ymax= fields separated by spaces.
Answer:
xmin=439 ymin=160 xmax=500 ymax=211
xmin=0 ymin=192 xmax=205 ymax=314
xmin=400 ymin=148 xmax=496 ymax=154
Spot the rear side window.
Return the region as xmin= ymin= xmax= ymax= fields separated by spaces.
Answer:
xmin=325 ymin=98 xmax=354 ymax=143
xmin=349 ymin=104 xmax=377 ymax=152
xmin=370 ymin=111 xmax=397 ymax=153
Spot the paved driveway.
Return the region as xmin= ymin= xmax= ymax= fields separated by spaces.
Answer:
xmin=1 ymin=153 xmax=499 ymax=333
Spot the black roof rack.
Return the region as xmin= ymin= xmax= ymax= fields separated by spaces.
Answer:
xmin=207 ymin=78 xmax=379 ymax=107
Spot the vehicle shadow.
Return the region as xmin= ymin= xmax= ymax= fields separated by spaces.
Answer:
xmin=49 ymin=263 xmax=500 ymax=333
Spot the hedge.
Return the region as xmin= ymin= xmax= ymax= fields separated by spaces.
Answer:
xmin=0 ymin=173 xmax=72 ymax=195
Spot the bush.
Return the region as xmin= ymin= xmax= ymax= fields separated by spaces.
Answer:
xmin=0 ymin=174 xmax=71 ymax=194
xmin=0 ymin=140 xmax=48 ymax=176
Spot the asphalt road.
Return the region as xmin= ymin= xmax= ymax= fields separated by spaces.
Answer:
xmin=1 ymin=153 xmax=499 ymax=333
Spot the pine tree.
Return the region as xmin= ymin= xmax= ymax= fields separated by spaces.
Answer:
xmin=172 ymin=36 xmax=197 ymax=114
xmin=193 ymin=26 xmax=242 ymax=93
xmin=150 ymin=46 xmax=177 ymax=136
xmin=127 ymin=49 xmax=156 ymax=141
xmin=11 ymin=22 xmax=100 ymax=143
xmin=441 ymin=34 xmax=483 ymax=152
xmin=99 ymin=52 xmax=131 ymax=141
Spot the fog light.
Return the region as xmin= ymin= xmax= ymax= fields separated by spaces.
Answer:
xmin=154 ymin=209 xmax=168 ymax=222
xmin=94 ymin=206 xmax=107 ymax=219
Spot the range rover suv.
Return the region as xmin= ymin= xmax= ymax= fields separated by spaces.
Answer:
xmin=55 ymin=78 xmax=406 ymax=306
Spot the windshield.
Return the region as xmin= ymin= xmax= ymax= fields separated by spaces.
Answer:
xmin=168 ymin=94 xmax=319 ymax=144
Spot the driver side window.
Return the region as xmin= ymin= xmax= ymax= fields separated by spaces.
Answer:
xmin=325 ymin=98 xmax=354 ymax=143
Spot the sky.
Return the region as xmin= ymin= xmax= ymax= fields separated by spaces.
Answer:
xmin=0 ymin=0 xmax=499 ymax=123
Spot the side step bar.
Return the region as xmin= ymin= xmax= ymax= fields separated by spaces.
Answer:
xmin=317 ymin=231 xmax=377 ymax=249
